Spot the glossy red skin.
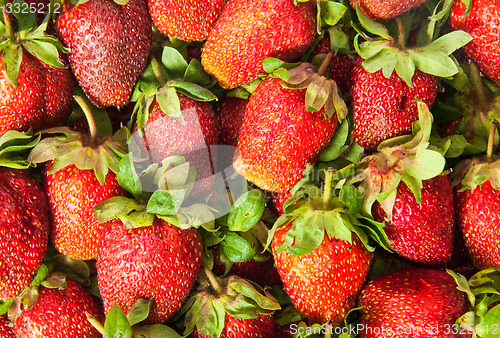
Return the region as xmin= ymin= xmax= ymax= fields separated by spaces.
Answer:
xmin=0 ymin=315 xmax=15 ymax=337
xmin=191 ymin=313 xmax=276 ymax=338
xmin=269 ymin=191 xmax=293 ymax=215
xmin=44 ymin=163 xmax=126 ymax=260
xmin=217 ymin=96 xmax=249 ymax=147
xmin=272 ymin=222 xmax=373 ymax=325
xmin=56 ymin=0 xmax=151 ymax=108
xmin=96 ymin=218 xmax=203 ymax=324
xmin=450 ymin=0 xmax=500 ymax=87
xmin=358 ymin=268 xmax=469 ymax=338
xmin=0 ymin=51 xmax=73 ymax=135
xmin=13 ymin=280 xmax=104 ymax=338
xmin=350 ymin=57 xmax=438 ymax=151
xmin=373 ymin=175 xmax=455 ymax=267
xmin=349 ymin=0 xmax=429 ymax=20
xmin=202 ymin=0 xmax=316 ymax=89
xmin=0 ymin=168 xmax=49 ymax=300
xmin=455 ymin=180 xmax=500 ymax=269
xmin=148 ymin=0 xmax=225 ymax=41
xmin=212 ymin=246 xmax=282 ymax=287
xmin=138 ymin=95 xmax=219 ymax=198
xmin=234 ymin=77 xmax=337 ymax=193
xmin=309 ymin=35 xmax=354 ymax=93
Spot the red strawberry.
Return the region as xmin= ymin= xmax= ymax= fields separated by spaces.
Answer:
xmin=55 ymin=0 xmax=152 ymax=107
xmin=0 ymin=315 xmax=15 ymax=337
xmin=216 ymin=96 xmax=249 ymax=147
xmin=349 ymin=0 xmax=430 ymax=20
xmin=350 ymin=57 xmax=438 ymax=151
xmin=0 ymin=50 xmax=73 ymax=136
xmin=202 ymin=0 xmax=316 ymax=89
xmin=96 ymin=218 xmax=203 ymax=323
xmin=147 ymin=0 xmax=225 ymax=41
xmin=13 ymin=279 xmax=104 ymax=338
xmin=233 ymin=76 xmax=338 ymax=193
xmin=269 ymin=191 xmax=293 ymax=216
xmin=0 ymin=168 xmax=49 ymax=300
xmin=357 ymin=268 xmax=468 ymax=338
xmin=450 ymin=0 xmax=500 ymax=88
xmin=190 ymin=314 xmax=276 ymax=338
xmin=373 ymin=175 xmax=455 ymax=267
xmin=453 ymin=155 xmax=500 ymax=270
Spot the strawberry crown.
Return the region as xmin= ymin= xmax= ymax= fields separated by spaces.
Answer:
xmin=0 ymin=0 xmax=69 ymax=87
xmin=0 ymin=129 xmax=40 ymax=169
xmin=448 ymin=268 xmax=500 ymax=336
xmin=335 ymin=102 xmax=447 ymax=219
xmin=180 ymin=267 xmax=280 ymax=338
xmin=351 ymin=1 xmax=472 ymax=87
xmin=131 ymin=45 xmax=218 ymax=131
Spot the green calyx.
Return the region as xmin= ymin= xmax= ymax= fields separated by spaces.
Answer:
xmin=262 ymin=57 xmax=348 ymax=121
xmin=132 ymin=45 xmax=218 ymax=130
xmin=266 ymin=168 xmax=391 ymax=256
xmin=352 ymin=1 xmax=472 ymax=87
xmin=94 ymin=154 xmax=216 ymax=231
xmin=339 ymin=102 xmax=446 ymax=219
xmin=451 ymin=156 xmax=500 ymax=193
xmin=0 ymin=129 xmax=40 ymax=169
xmin=181 ymin=267 xmax=280 ymax=338
xmin=448 ymin=268 xmax=500 ymax=338
xmin=0 ymin=0 xmax=70 ymax=87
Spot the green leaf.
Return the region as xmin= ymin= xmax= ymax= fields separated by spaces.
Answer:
xmin=262 ymin=57 xmax=288 ymax=73
xmin=425 ymin=30 xmax=472 ymax=55
xmin=409 ymin=49 xmax=459 ymax=78
xmin=104 ymin=305 xmax=132 ymax=338
xmin=320 ymin=1 xmax=347 ymax=26
xmin=133 ymin=325 xmax=183 ymax=338
xmin=161 ymin=46 xmax=188 ymax=80
xmin=2 ymin=44 xmax=22 ymax=87
xmin=227 ymin=189 xmax=266 ymax=232
xmin=395 ymin=52 xmax=416 ymax=88
xmin=477 ymin=304 xmax=500 ymax=338
xmin=147 ymin=190 xmax=185 ymax=216
xmin=22 ymin=40 xmax=65 ymax=68
xmin=169 ymin=80 xmax=217 ymax=102
xmin=229 ymin=278 xmax=280 ymax=310
xmin=126 ymin=299 xmax=152 ymax=327
xmin=357 ymin=40 xmax=391 ymax=60
xmin=362 ymin=48 xmax=398 ymax=79
xmin=220 ymin=231 xmax=258 ymax=262
xmin=339 ymin=183 xmax=363 ymax=214
xmin=117 ymin=153 xmax=142 ymax=200
xmin=355 ymin=3 xmax=391 ymax=39
xmin=94 ymin=196 xmax=145 ymax=223
xmin=184 ymin=58 xmax=211 ymax=86
xmin=319 ymin=117 xmax=349 ymax=162
xmin=156 ymin=86 xmax=182 ymax=119
xmin=11 ymin=0 xmax=36 ymax=32
xmin=403 ymin=149 xmax=445 ymax=180
xmin=31 ymin=264 xmax=50 ymax=286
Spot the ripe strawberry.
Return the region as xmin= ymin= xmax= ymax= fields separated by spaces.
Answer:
xmin=350 ymin=57 xmax=438 ymax=151
xmin=349 ymin=0 xmax=430 ymax=20
xmin=273 ymin=222 xmax=373 ymax=325
xmin=55 ymin=0 xmax=152 ymax=107
xmin=373 ymin=175 xmax=455 ymax=267
xmin=216 ymin=96 xmax=249 ymax=147
xmin=96 ymin=218 xmax=203 ymax=323
xmin=147 ymin=0 xmax=225 ymax=41
xmin=0 ymin=168 xmax=49 ymax=300
xmin=233 ymin=77 xmax=338 ymax=193
xmin=13 ymin=279 xmax=104 ymax=338
xmin=190 ymin=314 xmax=277 ymax=338
xmin=450 ymin=0 xmax=500 ymax=87
xmin=357 ymin=268 xmax=468 ymax=338
xmin=202 ymin=0 xmax=316 ymax=89
xmin=269 ymin=191 xmax=293 ymax=216
xmin=28 ymin=99 xmax=128 ymax=260
xmin=0 ymin=315 xmax=15 ymax=338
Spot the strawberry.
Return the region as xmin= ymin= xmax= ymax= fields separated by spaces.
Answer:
xmin=201 ymin=0 xmax=316 ymax=89
xmin=269 ymin=191 xmax=293 ymax=216
xmin=55 ymin=0 xmax=152 ymax=108
xmin=13 ymin=279 xmax=104 ymax=338
xmin=190 ymin=314 xmax=277 ymax=338
xmin=0 ymin=166 xmax=49 ymax=300
xmin=233 ymin=69 xmax=342 ymax=192
xmin=351 ymin=57 xmax=438 ymax=151
xmin=147 ymin=0 xmax=225 ymax=41
xmin=349 ymin=0 xmax=430 ymax=20
xmin=0 ymin=315 xmax=15 ymax=337
xmin=0 ymin=12 xmax=73 ymax=135
xmin=28 ymin=97 xmax=128 ymax=260
xmin=372 ymin=175 xmax=455 ymax=267
xmin=357 ymin=268 xmax=468 ymax=338
xmin=216 ymin=96 xmax=249 ymax=147
xmin=96 ymin=217 xmax=203 ymax=323
xmin=450 ymin=0 xmax=500 ymax=88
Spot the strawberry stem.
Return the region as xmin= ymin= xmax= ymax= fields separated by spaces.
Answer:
xmin=317 ymin=51 xmax=334 ymax=77
xmin=3 ymin=8 xmax=15 ymax=43
xmin=470 ymin=63 xmax=486 ymax=105
xmin=85 ymin=312 xmax=105 ymax=335
xmin=322 ymin=168 xmax=333 ymax=210
xmin=487 ymin=122 xmax=496 ymax=161
xmin=150 ymin=57 xmax=167 ymax=87
xmin=74 ymin=95 xmax=98 ymax=148
xmin=395 ymin=17 xmax=406 ymax=50
xmin=203 ymin=264 xmax=223 ymax=296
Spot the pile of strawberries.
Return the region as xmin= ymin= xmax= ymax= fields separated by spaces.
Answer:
xmin=1 ymin=0 xmax=500 ymax=337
